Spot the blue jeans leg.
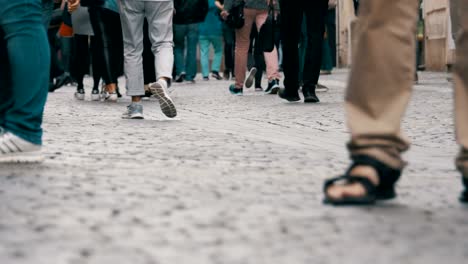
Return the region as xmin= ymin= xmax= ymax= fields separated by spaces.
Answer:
xmin=211 ymin=35 xmax=223 ymax=73
xmin=0 ymin=0 xmax=50 ymax=145
xmin=199 ymin=36 xmax=210 ymax=77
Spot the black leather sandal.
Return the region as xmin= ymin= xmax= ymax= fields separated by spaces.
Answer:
xmin=323 ymin=155 xmax=402 ymax=205
xmin=460 ymin=176 xmax=468 ymax=203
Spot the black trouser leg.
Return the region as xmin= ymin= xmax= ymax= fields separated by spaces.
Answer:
xmin=302 ymin=0 xmax=328 ymax=92
xmin=88 ymin=7 xmax=122 ymax=85
xmin=72 ymin=34 xmax=90 ymax=89
xmin=279 ymin=0 xmax=303 ymax=94
xmin=143 ymin=19 xmax=156 ymax=85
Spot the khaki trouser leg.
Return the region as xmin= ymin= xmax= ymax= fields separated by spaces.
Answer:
xmin=345 ymin=0 xmax=420 ymax=170
xmin=454 ymin=0 xmax=468 ymax=175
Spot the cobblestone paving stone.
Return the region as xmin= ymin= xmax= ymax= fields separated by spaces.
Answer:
xmin=1 ymin=70 xmax=467 ymax=264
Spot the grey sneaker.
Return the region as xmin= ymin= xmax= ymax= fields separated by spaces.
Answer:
xmin=245 ymin=67 xmax=257 ymax=88
xmin=0 ymin=129 xmax=43 ymax=163
xmin=122 ymin=104 xmax=144 ymax=119
xmin=149 ymin=80 xmax=177 ymax=118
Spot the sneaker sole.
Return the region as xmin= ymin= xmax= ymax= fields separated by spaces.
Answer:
xmin=0 ymin=151 xmax=44 ymax=163
xmin=75 ymin=93 xmax=85 ymax=100
xmin=265 ymin=86 xmax=280 ymax=95
xmin=91 ymin=94 xmax=100 ymax=101
xmin=122 ymin=114 xmax=144 ymax=120
xmin=149 ymin=83 xmax=177 ymax=118
xmin=245 ymin=68 xmax=257 ymax=88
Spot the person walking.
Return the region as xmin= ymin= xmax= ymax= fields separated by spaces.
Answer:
xmin=277 ymin=0 xmax=329 ymax=103
xmin=0 ymin=0 xmax=77 ymax=162
xmin=222 ymin=0 xmax=282 ymax=96
xmin=82 ymin=0 xmax=123 ymax=102
xmin=323 ymin=0 xmax=468 ymax=205
xmin=215 ymin=0 xmax=235 ymax=80
xmin=119 ymin=0 xmax=177 ymax=119
xmin=173 ymin=0 xmax=208 ymax=83
xmin=199 ymin=0 xmax=224 ymax=81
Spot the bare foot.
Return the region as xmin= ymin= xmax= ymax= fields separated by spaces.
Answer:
xmin=326 ymin=166 xmax=379 ymax=200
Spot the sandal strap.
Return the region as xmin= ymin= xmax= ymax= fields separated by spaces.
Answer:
xmin=349 ymin=155 xmax=401 ymax=189
xmin=323 ymin=174 xmax=377 ymax=197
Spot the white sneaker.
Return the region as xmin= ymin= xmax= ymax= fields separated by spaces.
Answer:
xmin=149 ymin=80 xmax=177 ymax=118
xmin=0 ymin=130 xmax=44 ymax=163
xmin=91 ymin=89 xmax=100 ymax=101
xmin=104 ymin=92 xmax=118 ymax=102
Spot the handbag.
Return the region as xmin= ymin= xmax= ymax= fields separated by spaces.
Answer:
xmin=225 ymin=0 xmax=245 ymax=29
xmin=258 ymin=1 xmax=277 ymax=52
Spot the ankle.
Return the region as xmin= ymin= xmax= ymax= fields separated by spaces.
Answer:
xmin=349 ymin=166 xmax=380 ymax=185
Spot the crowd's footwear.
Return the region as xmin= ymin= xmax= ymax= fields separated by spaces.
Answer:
xmin=245 ymin=67 xmax=257 ymax=88
xmin=255 ymin=86 xmax=263 ymax=92
xmin=74 ymin=87 xmax=85 ymax=100
xmin=104 ymin=92 xmax=118 ymax=102
xmin=265 ymin=79 xmax=280 ymax=94
xmin=229 ymin=84 xmax=243 ymax=96
xmin=185 ymin=79 xmax=196 ymax=84
xmin=91 ymin=89 xmax=100 ymax=101
xmin=460 ymin=176 xmax=468 ymax=203
xmin=149 ymin=80 xmax=177 ymax=118
xmin=54 ymin=73 xmax=73 ymax=90
xmin=303 ymin=89 xmax=320 ymax=103
xmin=211 ymin=71 xmax=223 ymax=80
xmin=116 ymin=86 xmax=123 ymax=98
xmin=122 ymin=103 xmax=144 ymax=119
xmin=278 ymin=88 xmax=301 ymax=102
xmin=223 ymin=69 xmax=231 ymax=80
xmin=316 ymin=83 xmax=329 ymax=92
xmin=0 ymin=129 xmax=43 ymax=163
xmin=175 ymin=72 xmax=186 ymax=83
xmin=320 ymin=70 xmax=332 ymax=75
xmin=203 ymin=76 xmax=209 ymax=81
xmin=323 ymin=155 xmax=401 ymax=205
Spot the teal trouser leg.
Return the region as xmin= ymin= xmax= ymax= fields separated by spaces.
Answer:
xmin=211 ymin=35 xmax=224 ymax=73
xmin=0 ymin=0 xmax=50 ymax=145
xmin=199 ymin=35 xmax=211 ymax=77
xmin=321 ymin=37 xmax=333 ymax=71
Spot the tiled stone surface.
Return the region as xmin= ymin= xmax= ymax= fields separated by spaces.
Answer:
xmin=1 ymin=70 xmax=466 ymax=264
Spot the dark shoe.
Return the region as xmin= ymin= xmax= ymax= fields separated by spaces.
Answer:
xmin=245 ymin=67 xmax=257 ymax=88
xmin=116 ymin=86 xmax=123 ymax=98
xmin=265 ymin=79 xmax=280 ymax=94
xmin=48 ymin=82 xmax=55 ymax=92
xmin=229 ymin=84 xmax=243 ymax=96
xmin=54 ymin=73 xmax=73 ymax=90
xmin=323 ymin=155 xmax=402 ymax=205
xmin=303 ymin=90 xmax=320 ymax=103
xmin=460 ymin=176 xmax=468 ymax=203
xmin=278 ymin=88 xmax=301 ymax=102
xmin=255 ymin=86 xmax=263 ymax=92
xmin=223 ymin=69 xmax=230 ymax=80
xmin=320 ymin=70 xmax=332 ymax=75
xmin=203 ymin=76 xmax=209 ymax=81
xmin=211 ymin=71 xmax=223 ymax=80
xmin=175 ymin=72 xmax=186 ymax=83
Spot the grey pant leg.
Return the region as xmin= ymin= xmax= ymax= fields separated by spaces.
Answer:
xmin=119 ymin=0 xmax=145 ymax=96
xmin=451 ymin=0 xmax=461 ymax=41
xmin=145 ymin=1 xmax=174 ymax=81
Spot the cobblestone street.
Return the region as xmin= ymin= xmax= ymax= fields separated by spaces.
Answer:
xmin=1 ymin=70 xmax=467 ymax=264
